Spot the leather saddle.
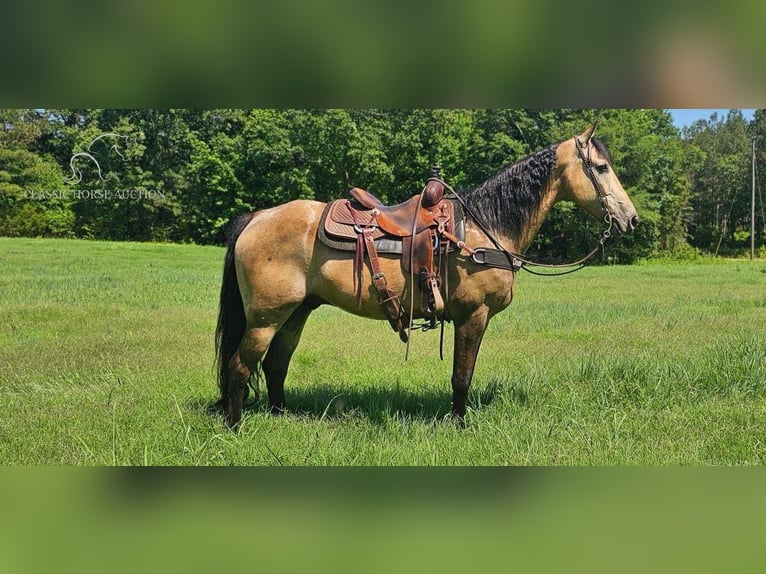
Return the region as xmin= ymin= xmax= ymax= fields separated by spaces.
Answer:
xmin=319 ymin=177 xmax=461 ymax=343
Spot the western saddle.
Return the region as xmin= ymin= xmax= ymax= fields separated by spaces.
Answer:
xmin=320 ymin=171 xmax=462 ymax=343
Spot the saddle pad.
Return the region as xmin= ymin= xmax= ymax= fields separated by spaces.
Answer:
xmin=323 ymin=199 xmax=386 ymax=241
xmin=318 ymin=198 xmax=465 ymax=255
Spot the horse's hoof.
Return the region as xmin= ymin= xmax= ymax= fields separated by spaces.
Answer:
xmin=226 ymin=413 xmax=242 ymax=431
xmin=451 ymin=412 xmax=467 ymax=429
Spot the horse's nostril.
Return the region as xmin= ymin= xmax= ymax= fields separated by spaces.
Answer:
xmin=629 ymin=215 xmax=639 ymax=231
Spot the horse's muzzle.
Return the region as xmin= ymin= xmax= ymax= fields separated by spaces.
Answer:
xmin=613 ymin=213 xmax=639 ymax=235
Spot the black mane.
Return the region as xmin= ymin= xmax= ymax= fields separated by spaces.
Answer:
xmin=463 ymin=142 xmax=560 ymax=240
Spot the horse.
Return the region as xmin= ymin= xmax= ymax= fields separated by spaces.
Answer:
xmin=214 ymin=121 xmax=639 ymax=428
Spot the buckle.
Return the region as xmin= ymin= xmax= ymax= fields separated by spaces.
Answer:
xmin=354 ymin=224 xmax=378 ymax=234
xmin=471 ymin=249 xmax=487 ymax=265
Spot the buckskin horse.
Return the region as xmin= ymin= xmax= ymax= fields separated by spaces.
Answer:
xmin=215 ymin=121 xmax=639 ymax=428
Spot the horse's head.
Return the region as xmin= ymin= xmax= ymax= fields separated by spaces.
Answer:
xmin=557 ymin=121 xmax=639 ymax=235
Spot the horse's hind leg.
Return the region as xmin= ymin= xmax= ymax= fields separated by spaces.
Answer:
xmin=262 ymin=301 xmax=316 ymax=414
xmin=227 ymin=325 xmax=278 ymax=428
xmin=226 ymin=349 xmax=253 ymax=428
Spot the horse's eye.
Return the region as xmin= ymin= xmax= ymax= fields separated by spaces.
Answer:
xmin=595 ymin=163 xmax=609 ymax=174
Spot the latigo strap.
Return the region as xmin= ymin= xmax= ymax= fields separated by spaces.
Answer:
xmin=360 ymin=227 xmax=408 ymax=343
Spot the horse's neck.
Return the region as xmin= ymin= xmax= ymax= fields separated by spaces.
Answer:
xmin=512 ymin=180 xmax=560 ymax=252
xmin=465 ymin=179 xmax=560 ymax=254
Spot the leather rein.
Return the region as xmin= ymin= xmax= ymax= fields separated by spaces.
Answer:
xmin=444 ymin=135 xmax=616 ymax=277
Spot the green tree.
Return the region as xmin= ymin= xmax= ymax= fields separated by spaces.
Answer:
xmin=0 ymin=109 xmax=71 ymax=237
xmin=748 ymin=109 xmax=766 ymax=250
xmin=237 ymin=109 xmax=312 ymax=208
xmin=603 ymin=109 xmax=699 ymax=256
xmin=684 ymin=110 xmax=752 ymax=253
xmin=0 ymin=107 xmax=703 ymax=261
xmin=383 ymin=109 xmax=476 ymax=202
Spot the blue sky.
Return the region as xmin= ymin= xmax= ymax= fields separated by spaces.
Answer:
xmin=668 ymin=109 xmax=755 ymax=129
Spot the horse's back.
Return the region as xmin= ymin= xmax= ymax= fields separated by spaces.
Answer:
xmin=238 ymin=199 xmax=325 ymax=247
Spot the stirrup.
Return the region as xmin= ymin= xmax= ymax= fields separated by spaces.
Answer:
xmin=420 ymin=270 xmax=444 ymax=316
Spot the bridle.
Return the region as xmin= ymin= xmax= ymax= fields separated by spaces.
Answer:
xmin=447 ymin=134 xmax=616 ymax=276
xmin=574 ymin=134 xmax=615 ymax=235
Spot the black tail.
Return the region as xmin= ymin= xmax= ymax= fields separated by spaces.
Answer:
xmin=215 ymin=213 xmax=255 ymax=405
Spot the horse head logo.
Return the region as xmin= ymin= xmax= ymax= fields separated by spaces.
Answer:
xmin=65 ymin=132 xmax=133 ymax=185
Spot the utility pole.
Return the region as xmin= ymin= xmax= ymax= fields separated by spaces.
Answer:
xmin=752 ymin=138 xmax=756 ymax=261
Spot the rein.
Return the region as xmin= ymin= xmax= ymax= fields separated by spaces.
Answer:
xmin=440 ymin=136 xmax=615 ymax=277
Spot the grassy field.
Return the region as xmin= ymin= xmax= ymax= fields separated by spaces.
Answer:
xmin=1 ymin=237 xmax=765 ymax=465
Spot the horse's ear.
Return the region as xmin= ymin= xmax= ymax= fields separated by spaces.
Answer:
xmin=578 ymin=118 xmax=600 ymax=143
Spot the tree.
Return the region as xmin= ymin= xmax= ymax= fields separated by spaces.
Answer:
xmin=0 ymin=109 xmax=71 ymax=237
xmin=602 ymin=109 xmax=700 ymax=256
xmin=684 ymin=110 xmax=752 ymax=253
xmin=0 ymin=107 xmax=712 ymax=260
xmin=748 ymin=109 xmax=766 ymax=250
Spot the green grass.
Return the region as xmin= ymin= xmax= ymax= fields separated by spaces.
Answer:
xmin=1 ymin=237 xmax=765 ymax=465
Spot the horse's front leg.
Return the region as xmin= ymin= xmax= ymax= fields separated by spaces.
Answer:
xmin=451 ymin=306 xmax=490 ymax=426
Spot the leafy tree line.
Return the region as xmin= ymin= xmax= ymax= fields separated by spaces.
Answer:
xmin=1 ymin=108 xmax=763 ymax=261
